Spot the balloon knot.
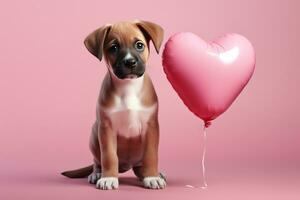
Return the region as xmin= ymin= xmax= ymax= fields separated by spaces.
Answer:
xmin=204 ymin=121 xmax=211 ymax=128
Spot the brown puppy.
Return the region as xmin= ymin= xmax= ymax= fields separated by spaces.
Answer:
xmin=62 ymin=20 xmax=165 ymax=190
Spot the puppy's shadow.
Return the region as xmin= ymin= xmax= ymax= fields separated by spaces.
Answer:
xmin=32 ymin=173 xmax=91 ymax=187
xmin=119 ymin=176 xmax=142 ymax=187
xmin=9 ymin=169 xmax=191 ymax=189
xmin=47 ymin=173 xmax=142 ymax=188
xmin=52 ymin=176 xmax=142 ymax=188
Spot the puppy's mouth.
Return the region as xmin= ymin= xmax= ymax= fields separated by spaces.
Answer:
xmin=124 ymin=74 xmax=138 ymax=79
xmin=112 ymin=63 xmax=145 ymax=80
xmin=116 ymin=68 xmax=144 ymax=79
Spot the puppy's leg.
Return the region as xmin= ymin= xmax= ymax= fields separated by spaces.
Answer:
xmin=132 ymin=166 xmax=143 ymax=181
xmin=140 ymin=121 xmax=166 ymax=189
xmin=88 ymin=163 xmax=101 ymax=184
xmin=133 ymin=166 xmax=166 ymax=182
xmin=96 ymin=124 xmax=119 ymax=190
xmin=88 ymin=122 xmax=102 ymax=184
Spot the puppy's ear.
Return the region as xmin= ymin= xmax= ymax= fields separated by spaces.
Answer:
xmin=84 ymin=25 xmax=111 ymax=61
xmin=135 ymin=20 xmax=164 ymax=54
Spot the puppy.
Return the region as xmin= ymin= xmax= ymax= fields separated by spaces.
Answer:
xmin=62 ymin=20 xmax=165 ymax=190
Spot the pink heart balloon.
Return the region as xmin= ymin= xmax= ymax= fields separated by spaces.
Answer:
xmin=162 ymin=33 xmax=255 ymax=125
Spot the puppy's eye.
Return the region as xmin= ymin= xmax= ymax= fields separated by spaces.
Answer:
xmin=109 ymin=43 xmax=119 ymax=54
xmin=135 ymin=41 xmax=144 ymax=51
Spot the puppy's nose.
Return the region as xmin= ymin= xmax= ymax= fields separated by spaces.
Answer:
xmin=123 ymin=58 xmax=137 ymax=68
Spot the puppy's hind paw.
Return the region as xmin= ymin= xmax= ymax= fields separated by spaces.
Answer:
xmin=143 ymin=176 xmax=166 ymax=189
xmin=96 ymin=177 xmax=119 ymax=190
xmin=88 ymin=172 xmax=101 ymax=184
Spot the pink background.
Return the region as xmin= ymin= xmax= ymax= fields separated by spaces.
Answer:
xmin=0 ymin=0 xmax=299 ymax=199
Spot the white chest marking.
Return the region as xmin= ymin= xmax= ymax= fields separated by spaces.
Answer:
xmin=105 ymin=75 xmax=156 ymax=138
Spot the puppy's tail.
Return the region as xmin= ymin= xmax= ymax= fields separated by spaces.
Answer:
xmin=61 ymin=165 xmax=93 ymax=178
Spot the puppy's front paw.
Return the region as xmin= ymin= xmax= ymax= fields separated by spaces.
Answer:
xmin=143 ymin=176 xmax=166 ymax=189
xmin=96 ymin=177 xmax=119 ymax=190
xmin=88 ymin=172 xmax=101 ymax=184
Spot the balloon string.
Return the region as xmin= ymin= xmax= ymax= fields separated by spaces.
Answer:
xmin=201 ymin=125 xmax=208 ymax=189
xmin=185 ymin=122 xmax=209 ymax=189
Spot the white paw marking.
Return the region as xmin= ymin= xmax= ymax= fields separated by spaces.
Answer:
xmin=96 ymin=177 xmax=119 ymax=190
xmin=88 ymin=172 xmax=101 ymax=184
xmin=143 ymin=176 xmax=166 ymax=189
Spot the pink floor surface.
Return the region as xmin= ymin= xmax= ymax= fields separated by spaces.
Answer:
xmin=1 ymin=166 xmax=299 ymax=200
